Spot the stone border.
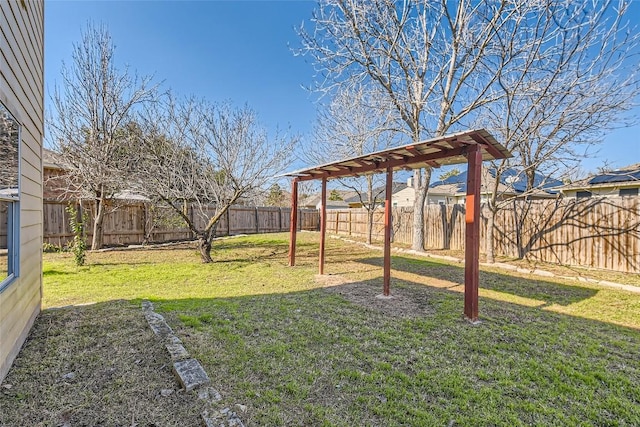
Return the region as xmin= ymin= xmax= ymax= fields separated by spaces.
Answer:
xmin=328 ymin=235 xmax=640 ymax=294
xmin=142 ymin=301 xmax=246 ymax=427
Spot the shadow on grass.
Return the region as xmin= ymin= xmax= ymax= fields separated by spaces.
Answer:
xmin=357 ymin=255 xmax=598 ymax=306
xmin=153 ymin=285 xmax=639 ymax=426
xmin=5 ymin=280 xmax=639 ymax=426
xmin=43 ymin=269 xmax=77 ymax=277
xmin=213 ymin=238 xmax=316 ymax=252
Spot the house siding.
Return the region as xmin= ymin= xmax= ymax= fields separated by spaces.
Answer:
xmin=564 ymin=184 xmax=640 ymax=199
xmin=392 ymin=187 xmax=415 ymax=207
xmin=0 ymin=0 xmax=44 ymax=383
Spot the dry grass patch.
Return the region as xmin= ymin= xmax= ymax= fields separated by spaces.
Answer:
xmin=0 ymin=301 xmax=202 ymax=426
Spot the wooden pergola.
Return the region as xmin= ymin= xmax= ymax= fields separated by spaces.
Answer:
xmin=283 ymin=129 xmax=511 ymax=322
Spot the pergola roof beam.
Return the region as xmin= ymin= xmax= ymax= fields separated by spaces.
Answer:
xmin=283 ymin=129 xmax=510 ymax=182
xmin=295 ymin=145 xmax=470 ymax=182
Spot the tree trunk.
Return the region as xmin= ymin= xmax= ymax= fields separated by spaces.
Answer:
xmin=411 ymin=167 xmax=432 ymax=251
xmin=411 ymin=170 xmax=424 ymax=251
xmin=366 ymin=175 xmax=374 ymax=245
xmin=367 ymin=209 xmax=374 ymax=245
xmin=513 ymin=198 xmax=525 ymax=259
xmin=91 ymin=197 xmax=105 ymax=250
xmin=197 ymin=235 xmax=213 ymax=263
xmin=486 ymin=207 xmax=496 ymax=263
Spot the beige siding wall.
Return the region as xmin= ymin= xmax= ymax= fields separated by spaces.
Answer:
xmin=564 ymin=185 xmax=640 ymax=199
xmin=392 ymin=187 xmax=415 ymax=207
xmin=0 ymin=1 xmax=44 ymax=382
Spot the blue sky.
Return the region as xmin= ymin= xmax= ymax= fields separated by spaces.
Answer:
xmin=45 ymin=1 xmax=640 ymax=176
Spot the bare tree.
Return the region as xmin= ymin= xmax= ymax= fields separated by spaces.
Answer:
xmin=298 ymin=0 xmax=639 ymax=255
xmin=298 ymin=0 xmax=514 ymax=251
xmin=48 ymin=23 xmax=158 ymax=249
xmin=479 ymin=0 xmax=640 ymax=262
xmin=133 ymin=96 xmax=298 ymax=263
xmin=308 ymin=85 xmax=398 ymax=243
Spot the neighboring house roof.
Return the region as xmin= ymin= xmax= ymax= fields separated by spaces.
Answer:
xmin=42 ymin=148 xmax=150 ymax=202
xmin=43 ymin=148 xmax=67 ymax=170
xmin=427 ymin=183 xmax=460 ymax=196
xmin=561 ymin=163 xmax=640 ymax=191
xmin=113 ymin=190 xmax=150 ymax=202
xmin=343 ymin=182 xmax=407 ymax=204
xmin=299 ymin=189 xmax=358 ymax=208
xmin=430 ymin=167 xmax=562 ymax=196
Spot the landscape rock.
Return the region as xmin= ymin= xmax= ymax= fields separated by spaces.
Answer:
xmin=141 ymin=300 xmax=154 ymax=312
xmin=166 ymin=343 xmax=190 ymax=361
xmin=61 ymin=372 xmax=75 ymax=381
xmin=201 ymin=411 xmax=222 ymax=427
xmin=173 ymin=359 xmax=210 ymax=392
xmin=227 ymin=412 xmax=245 ymax=427
xmin=198 ymin=387 xmax=222 ymax=402
xmin=145 ymin=311 xmax=174 ymax=339
xmin=168 ymin=335 xmax=183 ymax=345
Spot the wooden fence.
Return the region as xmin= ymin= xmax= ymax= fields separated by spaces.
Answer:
xmin=36 ymin=201 xmax=319 ymax=247
xmin=326 ymin=197 xmax=640 ymax=274
xmin=3 ymin=197 xmax=638 ymax=273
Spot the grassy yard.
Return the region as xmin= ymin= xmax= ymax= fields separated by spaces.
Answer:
xmin=1 ymin=232 xmax=639 ymax=426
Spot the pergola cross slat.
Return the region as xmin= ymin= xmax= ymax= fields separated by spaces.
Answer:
xmin=283 ymin=129 xmax=511 ymax=322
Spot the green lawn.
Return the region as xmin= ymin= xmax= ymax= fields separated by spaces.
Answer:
xmin=18 ymin=233 xmax=640 ymax=425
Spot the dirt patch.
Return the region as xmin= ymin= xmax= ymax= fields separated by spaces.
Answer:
xmin=0 ymin=300 xmax=202 ymax=426
xmin=321 ymin=276 xmax=436 ymax=318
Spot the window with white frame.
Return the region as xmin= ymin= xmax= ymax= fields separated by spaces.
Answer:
xmin=0 ymin=101 xmax=20 ymax=290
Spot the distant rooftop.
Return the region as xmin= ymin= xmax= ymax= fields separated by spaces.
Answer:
xmin=563 ymin=163 xmax=640 ymax=190
xmin=430 ymin=167 xmax=562 ymax=195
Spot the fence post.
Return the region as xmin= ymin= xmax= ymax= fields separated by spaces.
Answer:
xmin=278 ymin=207 xmax=283 ymax=231
xmin=143 ymin=202 xmax=149 ymax=243
xmin=255 ymin=207 xmax=260 ymax=234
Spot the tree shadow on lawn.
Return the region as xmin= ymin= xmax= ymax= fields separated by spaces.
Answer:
xmin=3 ymin=282 xmax=639 ymax=427
xmin=213 ymin=237 xmax=316 ymax=251
xmin=357 ymin=255 xmax=598 ymax=307
xmin=43 ymin=268 xmax=77 ymax=277
xmin=153 ymin=282 xmax=640 ymax=426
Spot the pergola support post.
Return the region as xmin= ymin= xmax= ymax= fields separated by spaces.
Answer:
xmin=464 ymin=144 xmax=482 ymax=322
xmin=383 ymin=165 xmax=393 ymax=296
xmin=288 ymin=179 xmax=298 ymax=267
xmin=319 ymin=177 xmax=327 ymax=274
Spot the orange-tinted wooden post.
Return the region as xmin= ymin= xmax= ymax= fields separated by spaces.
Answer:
xmin=383 ymin=166 xmax=393 ymax=296
xmin=464 ymin=144 xmax=482 ymax=322
xmin=319 ymin=177 xmax=327 ymax=274
xmin=288 ymin=179 xmax=299 ymax=267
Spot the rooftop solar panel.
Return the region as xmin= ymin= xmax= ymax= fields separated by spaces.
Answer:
xmin=589 ymin=169 xmax=640 ymax=184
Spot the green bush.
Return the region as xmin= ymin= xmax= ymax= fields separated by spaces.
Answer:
xmin=66 ymin=204 xmax=88 ymax=266
xmin=42 ymin=242 xmax=64 ymax=253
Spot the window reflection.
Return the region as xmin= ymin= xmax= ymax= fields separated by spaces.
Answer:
xmin=0 ymin=201 xmax=7 ymax=278
xmin=1 ymin=104 xmax=20 ymax=198
xmin=0 ymin=102 xmax=19 ymax=286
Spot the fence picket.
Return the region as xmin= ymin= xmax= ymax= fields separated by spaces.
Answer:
xmin=6 ymin=198 xmax=636 ymax=273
